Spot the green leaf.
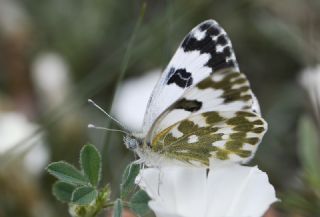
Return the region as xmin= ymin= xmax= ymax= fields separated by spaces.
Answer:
xmin=52 ymin=181 xmax=76 ymax=203
xmin=113 ymin=199 xmax=122 ymax=217
xmin=298 ymin=115 xmax=320 ymax=188
xmin=130 ymin=190 xmax=151 ymax=216
xmin=71 ymin=186 xmax=98 ymax=205
xmin=80 ymin=144 xmax=102 ymax=186
xmin=120 ymin=164 xmax=140 ymax=199
xmin=47 ymin=161 xmax=89 ymax=185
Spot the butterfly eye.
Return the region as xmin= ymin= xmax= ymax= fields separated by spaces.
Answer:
xmin=129 ymin=140 xmax=138 ymax=150
xmin=124 ymin=135 xmax=140 ymax=150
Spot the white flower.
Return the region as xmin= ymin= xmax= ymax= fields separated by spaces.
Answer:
xmin=299 ymin=65 xmax=320 ymax=125
xmin=0 ymin=112 xmax=48 ymax=175
xmin=136 ymin=163 xmax=278 ymax=217
xmin=31 ymin=52 xmax=72 ymax=110
xmin=113 ymin=69 xmax=160 ymax=131
xmin=0 ymin=0 xmax=30 ymax=36
xmin=0 ymin=112 xmax=37 ymax=154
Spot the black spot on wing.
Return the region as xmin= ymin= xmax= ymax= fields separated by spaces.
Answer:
xmin=199 ymin=22 xmax=212 ymax=31
xmin=167 ymin=68 xmax=193 ymax=88
xmin=217 ymin=35 xmax=228 ymax=45
xmin=207 ymin=25 xmax=220 ymax=36
xmin=198 ymin=20 xmax=221 ymax=35
xmin=182 ymin=34 xmax=211 ymax=52
xmin=174 ymin=98 xmax=202 ymax=112
xmin=181 ymin=21 xmax=237 ymax=72
xmin=223 ymin=47 xmax=232 ymax=56
xmin=206 ymin=52 xmax=236 ymax=71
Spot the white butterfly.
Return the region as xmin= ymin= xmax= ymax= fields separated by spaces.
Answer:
xmin=95 ymin=20 xmax=267 ymax=167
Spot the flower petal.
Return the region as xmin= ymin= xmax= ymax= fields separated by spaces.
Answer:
xmin=136 ymin=166 xmax=207 ymax=217
xmin=206 ymin=163 xmax=278 ymax=217
xmin=167 ymin=167 xmax=207 ymax=217
xmin=113 ymin=70 xmax=160 ymax=131
xmin=137 ymin=164 xmax=277 ymax=217
xmin=149 ymin=201 xmax=183 ymax=217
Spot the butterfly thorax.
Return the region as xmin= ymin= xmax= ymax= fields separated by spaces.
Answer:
xmin=123 ymin=133 xmax=163 ymax=166
xmin=123 ymin=132 xmax=191 ymax=167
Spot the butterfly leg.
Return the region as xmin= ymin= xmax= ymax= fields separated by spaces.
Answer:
xmin=157 ymin=166 xmax=163 ymax=196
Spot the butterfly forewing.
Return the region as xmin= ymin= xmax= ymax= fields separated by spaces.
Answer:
xmin=143 ymin=20 xmax=239 ymax=133
xmin=150 ymin=111 xmax=267 ymax=166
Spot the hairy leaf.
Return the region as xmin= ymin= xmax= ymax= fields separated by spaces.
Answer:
xmin=120 ymin=164 xmax=140 ymax=199
xmin=113 ymin=199 xmax=123 ymax=217
xmin=80 ymin=144 xmax=101 ymax=186
xmin=47 ymin=161 xmax=88 ymax=185
xmin=71 ymin=186 xmax=98 ymax=205
xmin=130 ymin=190 xmax=151 ymax=216
xmin=52 ymin=181 xmax=76 ymax=203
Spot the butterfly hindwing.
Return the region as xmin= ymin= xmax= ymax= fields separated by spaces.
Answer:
xmin=143 ymin=20 xmax=239 ymax=133
xmin=150 ymin=111 xmax=267 ymax=166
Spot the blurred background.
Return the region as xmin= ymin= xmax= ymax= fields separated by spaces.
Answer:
xmin=0 ymin=0 xmax=320 ymax=216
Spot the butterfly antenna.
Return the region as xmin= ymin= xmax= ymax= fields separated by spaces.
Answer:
xmin=88 ymin=99 xmax=128 ymax=130
xmin=88 ymin=124 xmax=129 ymax=135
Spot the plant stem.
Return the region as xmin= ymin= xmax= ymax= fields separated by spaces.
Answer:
xmin=101 ymin=1 xmax=147 ymax=183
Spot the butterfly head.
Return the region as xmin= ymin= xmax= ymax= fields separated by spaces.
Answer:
xmin=124 ymin=134 xmax=143 ymax=150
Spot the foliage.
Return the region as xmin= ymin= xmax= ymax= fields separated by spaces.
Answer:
xmin=281 ymin=116 xmax=320 ymax=216
xmin=47 ymin=144 xmax=151 ymax=217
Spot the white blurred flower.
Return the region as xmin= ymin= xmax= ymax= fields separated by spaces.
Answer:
xmin=0 ymin=0 xmax=30 ymax=37
xmin=0 ymin=112 xmax=49 ymax=175
xmin=299 ymin=65 xmax=320 ymax=125
xmin=31 ymin=52 xmax=72 ymax=110
xmin=0 ymin=112 xmax=36 ymax=154
xmin=137 ymin=163 xmax=278 ymax=217
xmin=113 ymin=69 xmax=160 ymax=131
xmin=24 ymin=140 xmax=49 ymax=175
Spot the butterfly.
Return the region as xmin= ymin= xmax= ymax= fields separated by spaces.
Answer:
xmin=123 ymin=19 xmax=267 ymax=167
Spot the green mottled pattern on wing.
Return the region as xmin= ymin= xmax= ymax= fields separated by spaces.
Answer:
xmin=151 ymin=111 xmax=267 ymax=166
xmin=197 ymin=69 xmax=252 ymax=106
